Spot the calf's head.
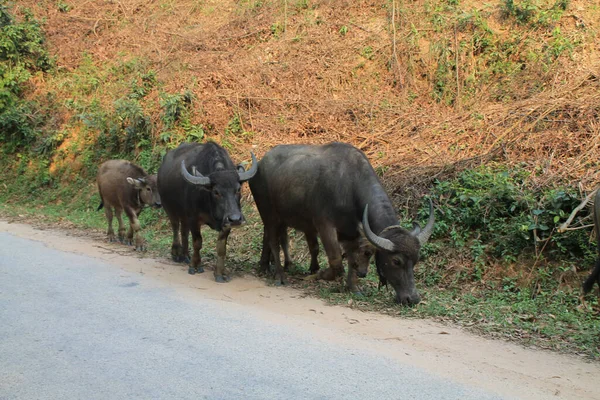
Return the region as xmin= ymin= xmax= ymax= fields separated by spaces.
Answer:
xmin=181 ymin=153 xmax=257 ymax=230
xmin=126 ymin=175 xmax=161 ymax=208
xmin=362 ymin=200 xmax=434 ymax=306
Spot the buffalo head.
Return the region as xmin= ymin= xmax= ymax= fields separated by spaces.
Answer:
xmin=180 ymin=153 xmax=257 ymax=229
xmin=126 ymin=175 xmax=162 ymax=209
xmin=362 ymin=199 xmax=434 ymax=306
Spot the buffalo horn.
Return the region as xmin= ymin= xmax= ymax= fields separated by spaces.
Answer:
xmin=409 ymin=222 xmax=421 ymax=236
xmin=415 ymin=198 xmax=435 ymax=246
xmin=237 ymin=152 xmax=258 ymax=182
xmin=362 ymin=205 xmax=396 ymax=252
xmin=181 ymin=160 xmax=211 ymax=186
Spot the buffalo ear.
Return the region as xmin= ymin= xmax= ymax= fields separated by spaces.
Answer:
xmin=126 ymin=177 xmax=144 ymax=189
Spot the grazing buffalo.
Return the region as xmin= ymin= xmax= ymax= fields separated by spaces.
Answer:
xmin=96 ymin=159 xmax=161 ymax=251
xmin=249 ymin=142 xmax=434 ymax=305
xmin=157 ymin=142 xmax=257 ymax=282
xmin=583 ymin=189 xmax=600 ymax=294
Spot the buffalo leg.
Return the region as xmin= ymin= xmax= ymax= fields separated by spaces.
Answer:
xmin=125 ymin=207 xmax=145 ymax=251
xmin=258 ymin=229 xmax=271 ymax=275
xmin=315 ymin=224 xmax=344 ymax=281
xmin=170 ymin=218 xmax=184 ymax=263
xmin=104 ymin=206 xmax=116 ymax=242
xmin=583 ymin=256 xmax=600 ymax=294
xmin=180 ymin=220 xmax=191 ymax=264
xmin=280 ymin=227 xmax=293 ymax=272
xmin=189 ymin=223 xmax=204 ymax=275
xmin=267 ymin=224 xmax=287 ymax=285
xmin=215 ymin=228 xmax=231 ymax=283
xmin=115 ymin=208 xmax=126 ymax=243
xmin=341 ymin=241 xmax=361 ymax=294
xmin=305 ymin=231 xmax=320 ymax=274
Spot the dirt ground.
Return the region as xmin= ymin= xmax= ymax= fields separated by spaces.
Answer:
xmin=2 ymin=218 xmax=599 ymax=400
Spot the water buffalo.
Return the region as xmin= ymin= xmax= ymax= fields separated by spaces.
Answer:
xmin=157 ymin=142 xmax=257 ymax=282
xmin=583 ymin=189 xmax=600 ymax=294
xmin=96 ymin=159 xmax=161 ymax=251
xmin=249 ymin=142 xmax=434 ymax=305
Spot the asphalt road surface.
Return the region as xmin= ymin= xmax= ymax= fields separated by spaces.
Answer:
xmin=0 ymin=231 xmax=502 ymax=400
xmin=1 ymin=223 xmax=598 ymax=400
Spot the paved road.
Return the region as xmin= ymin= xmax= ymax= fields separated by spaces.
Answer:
xmin=0 ymin=232 xmax=504 ymax=400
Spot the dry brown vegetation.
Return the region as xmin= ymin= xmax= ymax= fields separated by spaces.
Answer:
xmin=13 ymin=0 xmax=600 ymax=199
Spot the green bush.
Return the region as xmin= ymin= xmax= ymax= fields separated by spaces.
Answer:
xmin=0 ymin=4 xmax=53 ymax=152
xmin=421 ymin=165 xmax=594 ymax=278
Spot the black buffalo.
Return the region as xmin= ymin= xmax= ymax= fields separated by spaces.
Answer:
xmin=157 ymin=142 xmax=257 ymax=282
xmin=249 ymin=142 xmax=434 ymax=305
xmin=583 ymin=189 xmax=600 ymax=294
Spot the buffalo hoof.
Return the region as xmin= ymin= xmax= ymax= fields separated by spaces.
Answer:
xmin=135 ymin=244 xmax=147 ymax=252
xmin=274 ymin=274 xmax=288 ymax=286
xmin=172 ymin=255 xmax=190 ymax=264
xmin=257 ymin=264 xmax=270 ymax=276
xmin=188 ymin=267 xmax=196 ymax=275
xmin=124 ymin=239 xmax=133 ymax=246
xmin=215 ymin=275 xmax=230 ymax=283
xmin=318 ymin=267 xmax=342 ymax=281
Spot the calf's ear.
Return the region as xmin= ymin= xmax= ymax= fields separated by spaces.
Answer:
xmin=126 ymin=177 xmax=144 ymax=189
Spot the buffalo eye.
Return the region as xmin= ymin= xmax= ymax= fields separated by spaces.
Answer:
xmin=364 ymin=251 xmax=373 ymax=257
xmin=146 ymin=187 xmax=151 ymax=192
xmin=392 ymin=258 xmax=402 ymax=266
xmin=212 ymin=189 xmax=221 ymax=198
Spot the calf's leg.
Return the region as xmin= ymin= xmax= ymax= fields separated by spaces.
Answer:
xmin=104 ymin=206 xmax=116 ymax=242
xmin=115 ymin=208 xmax=126 ymax=243
xmin=125 ymin=207 xmax=145 ymax=251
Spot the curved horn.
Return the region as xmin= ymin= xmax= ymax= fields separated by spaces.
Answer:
xmin=362 ymin=205 xmax=396 ymax=252
xmin=238 ymin=152 xmax=258 ymax=182
xmin=181 ymin=160 xmax=211 ymax=186
xmin=409 ymin=222 xmax=421 ymax=236
xmin=416 ymin=198 xmax=435 ymax=246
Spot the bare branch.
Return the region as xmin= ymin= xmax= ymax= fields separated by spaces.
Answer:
xmin=557 ymin=187 xmax=599 ymax=233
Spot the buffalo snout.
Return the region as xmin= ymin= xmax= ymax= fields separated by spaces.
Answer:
xmin=395 ymin=291 xmax=421 ymax=306
xmin=356 ymin=269 xmax=368 ymax=278
xmin=225 ymin=213 xmax=244 ymax=226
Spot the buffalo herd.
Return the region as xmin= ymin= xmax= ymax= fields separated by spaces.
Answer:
xmin=96 ymin=141 xmax=435 ymax=306
xmin=98 ymin=140 xmax=600 ymax=303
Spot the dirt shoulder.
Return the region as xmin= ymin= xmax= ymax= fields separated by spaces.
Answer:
xmin=1 ymin=218 xmax=599 ymax=400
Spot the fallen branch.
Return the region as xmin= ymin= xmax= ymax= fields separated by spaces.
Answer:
xmin=557 ymin=187 xmax=599 ymax=233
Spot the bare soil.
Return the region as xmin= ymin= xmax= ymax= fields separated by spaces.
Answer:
xmin=2 ymin=218 xmax=599 ymax=400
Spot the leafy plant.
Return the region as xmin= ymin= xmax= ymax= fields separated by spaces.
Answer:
xmin=0 ymin=4 xmax=53 ymax=152
xmin=421 ymin=165 xmax=594 ymax=285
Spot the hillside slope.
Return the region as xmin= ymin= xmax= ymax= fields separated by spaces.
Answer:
xmin=8 ymin=0 xmax=600 ymax=190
